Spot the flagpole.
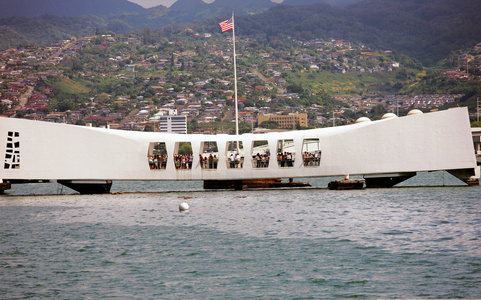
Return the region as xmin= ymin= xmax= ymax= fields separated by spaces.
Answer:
xmin=232 ymin=12 xmax=239 ymax=136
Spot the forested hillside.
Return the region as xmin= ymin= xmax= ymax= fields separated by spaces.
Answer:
xmin=282 ymin=0 xmax=361 ymax=7
xmin=0 ymin=0 xmax=144 ymax=18
xmin=0 ymin=16 xmax=116 ymax=49
xmin=0 ymin=0 xmax=480 ymax=66
xmin=235 ymin=0 xmax=481 ymax=66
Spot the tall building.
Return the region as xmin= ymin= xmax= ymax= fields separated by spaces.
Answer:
xmin=159 ymin=116 xmax=187 ymax=134
xmin=257 ymin=112 xmax=307 ymax=129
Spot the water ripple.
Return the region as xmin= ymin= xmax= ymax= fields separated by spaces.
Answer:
xmin=1 ymin=178 xmax=480 ymax=298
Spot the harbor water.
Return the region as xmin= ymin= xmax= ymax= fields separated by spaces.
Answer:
xmin=1 ymin=172 xmax=480 ymax=298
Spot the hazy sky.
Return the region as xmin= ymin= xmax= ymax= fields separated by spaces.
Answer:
xmin=128 ymin=0 xmax=283 ymax=8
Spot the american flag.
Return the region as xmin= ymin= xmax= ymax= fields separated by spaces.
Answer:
xmin=218 ymin=17 xmax=233 ymax=33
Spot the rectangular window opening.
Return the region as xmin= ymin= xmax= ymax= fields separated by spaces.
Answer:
xmin=226 ymin=141 xmax=244 ymax=169
xmin=302 ymin=138 xmax=321 ymax=167
xmin=252 ymin=140 xmax=270 ymax=168
xmin=277 ymin=139 xmax=295 ymax=167
xmin=174 ymin=142 xmax=193 ymax=170
xmin=200 ymin=141 xmax=218 ymax=170
xmin=148 ymin=142 xmax=168 ymax=170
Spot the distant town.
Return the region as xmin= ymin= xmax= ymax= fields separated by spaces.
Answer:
xmin=1 ymin=32 xmax=480 ymax=133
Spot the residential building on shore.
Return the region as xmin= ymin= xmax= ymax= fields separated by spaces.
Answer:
xmin=257 ymin=112 xmax=307 ymax=129
xmin=159 ymin=115 xmax=187 ymax=134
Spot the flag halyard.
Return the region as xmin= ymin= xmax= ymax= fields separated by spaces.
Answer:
xmin=219 ymin=17 xmax=233 ymax=33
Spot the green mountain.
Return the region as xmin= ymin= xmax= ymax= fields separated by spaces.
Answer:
xmin=345 ymin=0 xmax=481 ymax=65
xmin=0 ymin=0 xmax=480 ymax=66
xmin=0 ymin=0 xmax=145 ymax=18
xmin=235 ymin=0 xmax=481 ymax=66
xmin=156 ymin=0 xmax=276 ymax=25
xmin=282 ymin=0 xmax=361 ymax=7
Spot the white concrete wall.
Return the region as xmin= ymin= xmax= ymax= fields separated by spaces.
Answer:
xmin=0 ymin=107 xmax=476 ymax=181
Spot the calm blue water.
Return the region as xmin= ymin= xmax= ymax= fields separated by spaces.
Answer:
xmin=1 ymin=172 xmax=480 ymax=299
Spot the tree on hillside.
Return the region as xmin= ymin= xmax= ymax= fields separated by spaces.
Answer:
xmin=259 ymin=120 xmax=280 ymax=129
xmin=369 ymin=104 xmax=387 ymax=120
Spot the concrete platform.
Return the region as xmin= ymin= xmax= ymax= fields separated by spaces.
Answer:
xmin=0 ymin=182 xmax=11 ymax=194
xmin=204 ymin=178 xmax=311 ymax=190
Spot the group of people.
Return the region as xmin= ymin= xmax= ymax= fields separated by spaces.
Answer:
xmin=254 ymin=153 xmax=270 ymax=168
xmin=199 ymin=154 xmax=218 ymax=169
xmin=149 ymin=150 xmax=320 ymax=170
xmin=147 ymin=153 xmax=219 ymax=170
xmin=303 ymin=151 xmax=322 ymax=166
xmin=148 ymin=154 xmax=168 ymax=170
xmin=174 ymin=154 xmax=193 ymax=169
xmin=228 ymin=153 xmax=243 ymax=169
xmin=277 ymin=152 xmax=295 ymax=167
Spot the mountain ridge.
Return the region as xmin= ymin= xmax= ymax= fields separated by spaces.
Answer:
xmin=169 ymin=0 xmax=209 ymax=11
xmin=0 ymin=0 xmax=479 ymax=66
xmin=0 ymin=0 xmax=362 ymax=18
xmin=281 ymin=0 xmax=361 ymax=7
xmin=0 ymin=0 xmax=146 ymax=18
xmin=234 ymin=0 xmax=481 ymax=65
